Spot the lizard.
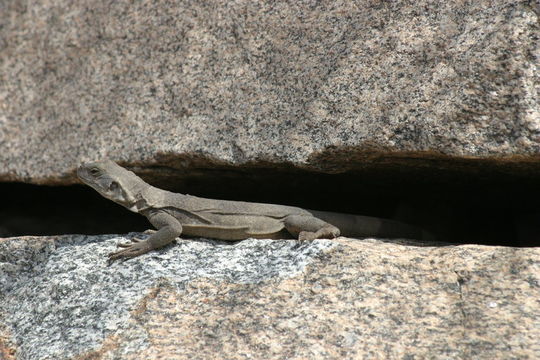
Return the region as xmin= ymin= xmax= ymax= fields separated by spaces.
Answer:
xmin=78 ymin=160 xmax=429 ymax=261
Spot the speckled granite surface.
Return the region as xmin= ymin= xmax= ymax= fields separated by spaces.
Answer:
xmin=0 ymin=235 xmax=538 ymax=359
xmin=0 ymin=0 xmax=539 ymax=182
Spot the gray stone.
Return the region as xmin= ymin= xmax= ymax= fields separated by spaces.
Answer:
xmin=0 ymin=235 xmax=539 ymax=359
xmin=0 ymin=0 xmax=538 ymax=182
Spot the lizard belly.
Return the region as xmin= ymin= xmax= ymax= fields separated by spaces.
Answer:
xmin=182 ymin=215 xmax=288 ymax=240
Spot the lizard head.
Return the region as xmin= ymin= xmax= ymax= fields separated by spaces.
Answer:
xmin=77 ymin=160 xmax=143 ymax=211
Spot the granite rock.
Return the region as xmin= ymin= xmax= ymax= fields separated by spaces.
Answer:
xmin=0 ymin=235 xmax=538 ymax=359
xmin=0 ymin=0 xmax=538 ymax=182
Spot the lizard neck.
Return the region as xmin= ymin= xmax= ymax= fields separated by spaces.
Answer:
xmin=126 ymin=184 xmax=163 ymax=213
xmin=128 ymin=185 xmax=188 ymax=213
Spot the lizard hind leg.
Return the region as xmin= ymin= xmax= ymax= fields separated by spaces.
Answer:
xmin=283 ymin=215 xmax=340 ymax=241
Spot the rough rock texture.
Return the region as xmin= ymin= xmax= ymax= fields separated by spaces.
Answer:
xmin=0 ymin=235 xmax=538 ymax=359
xmin=1 ymin=0 xmax=539 ymax=182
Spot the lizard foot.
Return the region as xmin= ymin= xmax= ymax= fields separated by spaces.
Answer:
xmin=108 ymin=237 xmax=151 ymax=264
xmin=298 ymin=227 xmax=340 ymax=241
xmin=298 ymin=231 xmax=316 ymax=241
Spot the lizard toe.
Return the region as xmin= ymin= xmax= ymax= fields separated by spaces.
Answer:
xmin=108 ymin=241 xmax=151 ymax=262
xmin=116 ymin=237 xmax=143 ymax=248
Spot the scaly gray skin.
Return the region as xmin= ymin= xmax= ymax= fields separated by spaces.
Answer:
xmin=78 ymin=160 xmax=427 ymax=262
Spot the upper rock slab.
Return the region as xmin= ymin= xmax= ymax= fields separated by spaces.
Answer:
xmin=0 ymin=1 xmax=538 ymax=182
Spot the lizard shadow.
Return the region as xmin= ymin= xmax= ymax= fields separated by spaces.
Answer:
xmin=172 ymin=236 xmax=455 ymax=249
xmin=354 ymin=237 xmax=459 ymax=248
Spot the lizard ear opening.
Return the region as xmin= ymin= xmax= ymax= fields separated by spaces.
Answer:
xmin=108 ymin=181 xmax=127 ymax=201
xmin=109 ymin=181 xmax=119 ymax=191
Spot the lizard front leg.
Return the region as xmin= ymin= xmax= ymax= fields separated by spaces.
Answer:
xmin=283 ymin=215 xmax=340 ymax=241
xmin=108 ymin=211 xmax=182 ymax=262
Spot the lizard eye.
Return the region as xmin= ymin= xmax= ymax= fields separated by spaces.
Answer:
xmin=90 ymin=168 xmax=100 ymax=176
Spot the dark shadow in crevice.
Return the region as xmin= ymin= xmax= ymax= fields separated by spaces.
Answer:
xmin=1 ymin=164 xmax=539 ymax=247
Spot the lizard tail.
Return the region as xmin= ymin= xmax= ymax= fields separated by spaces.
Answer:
xmin=309 ymin=210 xmax=432 ymax=241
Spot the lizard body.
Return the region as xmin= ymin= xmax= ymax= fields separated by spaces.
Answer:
xmin=78 ymin=160 xmax=427 ymax=261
